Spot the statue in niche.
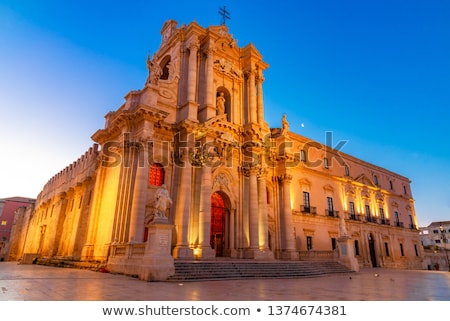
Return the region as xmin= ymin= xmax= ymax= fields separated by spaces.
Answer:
xmin=281 ymin=113 xmax=289 ymax=135
xmin=154 ymin=184 xmax=172 ymax=218
xmin=216 ymin=92 xmax=226 ymax=115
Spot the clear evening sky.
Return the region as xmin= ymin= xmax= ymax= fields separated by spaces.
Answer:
xmin=0 ymin=0 xmax=449 ymax=227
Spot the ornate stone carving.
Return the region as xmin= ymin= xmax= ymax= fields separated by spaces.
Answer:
xmin=361 ymin=188 xmax=370 ymax=199
xmin=256 ymin=167 xmax=267 ymax=180
xmin=213 ymin=172 xmax=229 ymax=187
xmin=146 ymin=54 xmax=162 ymax=85
xmin=241 ymin=164 xmax=261 ymax=177
xmin=375 ymin=191 xmax=384 ymax=201
xmin=187 ymin=36 xmax=200 ymax=51
xmin=345 ymin=183 xmax=355 ymax=195
xmin=214 ymin=58 xmax=243 ymax=79
xmin=190 ymin=149 xmax=207 ymax=167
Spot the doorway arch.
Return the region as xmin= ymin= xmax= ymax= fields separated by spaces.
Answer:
xmin=211 ymin=191 xmax=230 ymax=257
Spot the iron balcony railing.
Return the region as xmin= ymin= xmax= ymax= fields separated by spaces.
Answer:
xmin=300 ymin=205 xmax=317 ymax=214
xmin=326 ymin=209 xmax=339 ymax=217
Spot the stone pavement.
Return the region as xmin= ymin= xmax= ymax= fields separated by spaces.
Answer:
xmin=0 ymin=261 xmax=449 ymax=301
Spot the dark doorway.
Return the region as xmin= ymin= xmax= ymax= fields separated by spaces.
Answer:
xmin=368 ymin=234 xmax=377 ymax=267
xmin=211 ymin=192 xmax=226 ymax=256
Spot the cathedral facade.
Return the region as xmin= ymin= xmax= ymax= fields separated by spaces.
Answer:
xmin=13 ymin=20 xmax=424 ymax=279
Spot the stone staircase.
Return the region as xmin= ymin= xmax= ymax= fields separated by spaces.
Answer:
xmin=168 ymin=260 xmax=354 ymax=281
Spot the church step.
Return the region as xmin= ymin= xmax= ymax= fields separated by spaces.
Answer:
xmin=168 ymin=260 xmax=353 ymax=281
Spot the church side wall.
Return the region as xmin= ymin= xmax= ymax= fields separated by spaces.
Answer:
xmin=22 ymin=145 xmax=99 ymax=260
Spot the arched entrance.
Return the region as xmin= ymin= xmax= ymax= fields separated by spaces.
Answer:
xmin=211 ymin=192 xmax=229 ymax=257
xmin=368 ymin=233 xmax=377 ymax=267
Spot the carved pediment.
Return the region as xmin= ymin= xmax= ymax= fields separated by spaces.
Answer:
xmin=214 ymin=57 xmax=243 ymax=79
xmin=299 ymin=178 xmax=312 ymax=186
xmin=354 ymin=174 xmax=376 ymax=187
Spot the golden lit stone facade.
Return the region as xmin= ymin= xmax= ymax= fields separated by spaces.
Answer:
xmin=13 ymin=20 xmax=424 ymax=279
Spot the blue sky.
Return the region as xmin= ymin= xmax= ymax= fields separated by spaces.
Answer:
xmin=0 ymin=0 xmax=449 ymax=227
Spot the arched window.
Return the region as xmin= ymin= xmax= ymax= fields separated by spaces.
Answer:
xmin=149 ymin=163 xmax=164 ymax=186
xmin=344 ymin=164 xmax=350 ymax=176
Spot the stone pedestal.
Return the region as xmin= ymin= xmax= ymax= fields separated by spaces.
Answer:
xmin=138 ymin=220 xmax=175 ymax=281
xmin=337 ymin=236 xmax=360 ymax=272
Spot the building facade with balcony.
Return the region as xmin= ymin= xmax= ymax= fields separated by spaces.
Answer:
xmin=10 ymin=20 xmax=424 ymax=279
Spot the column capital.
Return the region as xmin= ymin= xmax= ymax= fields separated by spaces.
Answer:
xmin=190 ymin=149 xmax=207 ymax=167
xmin=244 ymin=69 xmax=256 ymax=78
xmin=256 ymin=167 xmax=267 ymax=180
xmin=241 ymin=164 xmax=261 ymax=177
xmin=278 ymin=173 xmax=293 ymax=183
xmin=187 ymin=36 xmax=200 ymax=51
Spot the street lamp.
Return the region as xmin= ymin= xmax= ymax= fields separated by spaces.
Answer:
xmin=439 ymin=224 xmax=450 ymax=272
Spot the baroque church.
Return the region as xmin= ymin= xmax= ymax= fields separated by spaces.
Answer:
xmin=10 ymin=20 xmax=424 ymax=280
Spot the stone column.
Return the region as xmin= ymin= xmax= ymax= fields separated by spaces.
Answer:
xmin=280 ymin=174 xmax=297 ymax=259
xmin=128 ymin=153 xmax=148 ymax=243
xmin=248 ymin=167 xmax=259 ymax=250
xmin=257 ymin=168 xmax=269 ymax=251
xmin=196 ymin=149 xmax=215 ymax=259
xmin=172 ymin=150 xmax=194 ymax=259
